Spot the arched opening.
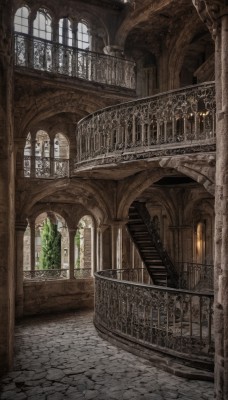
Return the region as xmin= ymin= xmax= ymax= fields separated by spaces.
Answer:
xmin=180 ymin=31 xmax=214 ymax=86
xmin=14 ymin=6 xmax=29 ymax=66
xmin=23 ymin=212 xmax=68 ymax=280
xmin=77 ymin=22 xmax=89 ymax=50
xmin=123 ymin=173 xmax=214 ymax=288
xmin=54 ymin=133 xmax=70 ymax=177
xmin=14 ymin=6 xmax=29 ymax=33
xmin=35 ymin=130 xmax=50 ymax=177
xmin=23 ymin=130 xmax=70 ymax=178
xmin=33 ymin=8 xmax=52 ymax=70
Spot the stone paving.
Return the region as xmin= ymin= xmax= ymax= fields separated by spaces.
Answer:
xmin=0 ymin=310 xmax=214 ymax=400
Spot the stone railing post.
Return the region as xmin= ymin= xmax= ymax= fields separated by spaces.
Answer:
xmin=193 ymin=2 xmax=228 ymax=398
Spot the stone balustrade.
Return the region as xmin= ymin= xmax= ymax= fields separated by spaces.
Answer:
xmin=76 ymin=82 xmax=216 ymax=170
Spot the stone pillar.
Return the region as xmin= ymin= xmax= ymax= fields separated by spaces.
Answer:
xmin=111 ymin=221 xmax=126 ymax=269
xmin=15 ymin=221 xmax=27 ymax=318
xmin=50 ymin=136 xmax=55 ymax=177
xmin=30 ymin=135 xmax=36 ymax=178
xmin=96 ymin=226 xmax=103 ymax=272
xmin=29 ymin=219 xmax=35 ymax=272
xmin=91 ymin=226 xmax=96 ymax=276
xmin=69 ymin=229 xmax=76 ymax=279
xmin=0 ymin=0 xmax=15 ymax=374
xmin=96 ymin=225 xmax=109 ymax=271
xmin=193 ymin=2 xmax=228 ymax=398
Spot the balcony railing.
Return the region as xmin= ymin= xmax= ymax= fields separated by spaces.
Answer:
xmin=76 ymin=82 xmax=216 ymax=169
xmin=14 ymin=33 xmax=136 ymax=90
xmin=94 ymin=268 xmax=214 ymax=367
xmin=23 ymin=268 xmax=92 ymax=280
xmin=177 ymin=262 xmax=214 ymax=292
xmin=24 ymin=156 xmax=69 ymax=178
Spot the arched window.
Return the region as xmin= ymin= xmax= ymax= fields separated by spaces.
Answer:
xmin=33 ymin=9 xmax=52 ymax=70
xmin=35 ymin=130 xmax=50 ymax=177
xmin=14 ymin=6 xmax=29 ymax=67
xmin=77 ymin=22 xmax=89 ymax=50
xmin=54 ymin=133 xmax=69 ymax=177
xmin=59 ymin=18 xmax=72 ymax=46
xmin=14 ymin=6 xmax=29 ymax=33
xmin=23 ymin=212 xmax=68 ymax=280
xmin=33 ymin=9 xmax=52 ymax=40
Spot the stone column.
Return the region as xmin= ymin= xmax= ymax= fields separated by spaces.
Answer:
xmin=96 ymin=225 xmax=109 ymax=271
xmin=111 ymin=221 xmax=126 ymax=269
xmin=30 ymin=135 xmax=36 ymax=178
xmin=91 ymin=226 xmax=96 ymax=276
xmin=193 ymin=2 xmax=228 ymax=398
xmin=29 ymin=219 xmax=35 ymax=272
xmin=0 ymin=0 xmax=15 ymax=374
xmin=49 ymin=136 xmax=55 ymax=177
xmin=15 ymin=221 xmax=27 ymax=318
xmin=69 ymin=229 xmax=76 ymax=279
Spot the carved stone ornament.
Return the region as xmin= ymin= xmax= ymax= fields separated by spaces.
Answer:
xmin=192 ymin=0 xmax=223 ymax=38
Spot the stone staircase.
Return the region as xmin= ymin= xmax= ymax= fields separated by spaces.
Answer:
xmin=127 ymin=202 xmax=178 ymax=287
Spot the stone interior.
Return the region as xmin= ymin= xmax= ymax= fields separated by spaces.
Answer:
xmin=0 ymin=0 xmax=228 ymax=398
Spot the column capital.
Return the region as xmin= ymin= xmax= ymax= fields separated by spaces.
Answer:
xmin=97 ymin=224 xmax=109 ymax=233
xmin=110 ymin=219 xmax=128 ymax=227
xmin=192 ymin=1 xmax=228 ymax=38
xmin=15 ymin=221 xmax=28 ymax=232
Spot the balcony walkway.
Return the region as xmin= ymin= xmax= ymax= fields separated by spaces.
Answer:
xmin=0 ymin=311 xmax=213 ymax=400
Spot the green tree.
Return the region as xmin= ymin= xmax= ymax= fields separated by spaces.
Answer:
xmin=40 ymin=218 xmax=61 ymax=269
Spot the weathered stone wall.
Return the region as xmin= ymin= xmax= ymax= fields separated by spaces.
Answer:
xmin=23 ymin=279 xmax=94 ymax=316
xmin=0 ymin=0 xmax=15 ymax=375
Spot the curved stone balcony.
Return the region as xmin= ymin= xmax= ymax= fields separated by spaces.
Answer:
xmin=75 ymin=82 xmax=216 ymax=171
xmin=14 ymin=33 xmax=136 ymax=90
xmin=94 ymin=267 xmax=214 ymax=378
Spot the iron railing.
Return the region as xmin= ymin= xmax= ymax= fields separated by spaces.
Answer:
xmin=23 ymin=268 xmax=92 ymax=280
xmin=24 ymin=156 xmax=69 ymax=178
xmin=14 ymin=33 xmax=136 ymax=90
xmin=177 ymin=262 xmax=214 ymax=292
xmin=76 ymin=82 xmax=216 ymax=168
xmin=94 ymin=269 xmax=214 ymax=363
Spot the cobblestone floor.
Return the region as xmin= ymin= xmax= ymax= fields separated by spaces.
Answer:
xmin=0 ymin=310 xmax=214 ymax=400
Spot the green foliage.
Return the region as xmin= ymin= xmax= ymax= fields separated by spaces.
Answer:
xmin=40 ymin=218 xmax=61 ymax=269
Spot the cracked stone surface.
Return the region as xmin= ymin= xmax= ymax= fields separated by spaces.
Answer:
xmin=0 ymin=311 xmax=214 ymax=400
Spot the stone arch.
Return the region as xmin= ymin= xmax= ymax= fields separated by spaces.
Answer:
xmin=167 ymin=16 xmax=213 ymax=89
xmin=114 ymin=0 xmax=171 ymax=49
xmin=117 ymin=157 xmax=214 ymax=220
xmin=15 ymin=91 xmax=108 ymax=139
xmin=19 ymin=179 xmax=113 ymax=226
